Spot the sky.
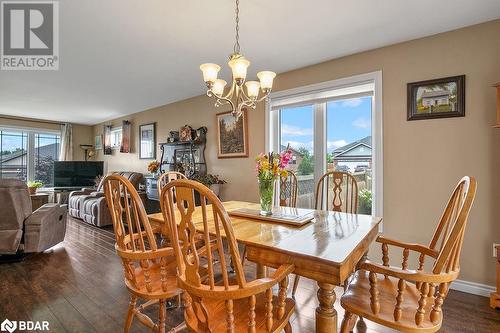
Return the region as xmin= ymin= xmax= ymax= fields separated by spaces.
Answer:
xmin=280 ymin=96 xmax=372 ymax=153
xmin=1 ymin=131 xmax=59 ymax=153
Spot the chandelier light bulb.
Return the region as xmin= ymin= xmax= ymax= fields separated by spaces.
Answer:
xmin=228 ymin=56 xmax=250 ymax=82
xmin=200 ymin=63 xmax=221 ymax=83
xmin=212 ymin=79 xmax=227 ymax=96
xmin=245 ymin=81 xmax=260 ymax=98
xmin=257 ymin=71 xmax=276 ymax=90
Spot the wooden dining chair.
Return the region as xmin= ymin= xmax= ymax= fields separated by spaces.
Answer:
xmin=291 ymin=171 xmax=359 ymax=297
xmin=277 ymin=171 xmax=298 ymax=208
xmin=315 ymin=171 xmax=359 ymax=213
xmin=160 ymin=179 xmax=296 ymax=332
xmin=157 ymin=171 xmax=187 ymax=193
xmin=103 ymin=174 xmax=184 ymax=333
xmin=340 ymin=176 xmax=477 ymax=333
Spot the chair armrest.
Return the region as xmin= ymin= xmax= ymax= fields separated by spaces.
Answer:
xmin=89 ymin=191 xmax=105 ymax=197
xmin=178 ymin=263 xmax=295 ymax=300
xmin=376 ymin=236 xmax=438 ymax=258
xmin=358 ymin=260 xmax=458 ymax=284
xmin=26 ymin=203 xmax=67 ymax=226
xmin=69 ymin=188 xmax=94 ymax=197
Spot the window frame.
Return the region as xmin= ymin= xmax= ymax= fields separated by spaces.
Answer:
xmin=0 ymin=125 xmax=61 ymax=185
xmin=265 ymin=71 xmax=383 ymax=223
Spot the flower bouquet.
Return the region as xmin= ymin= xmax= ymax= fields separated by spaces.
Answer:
xmin=147 ymin=160 xmax=161 ymax=177
xmin=255 ymin=147 xmax=292 ymax=215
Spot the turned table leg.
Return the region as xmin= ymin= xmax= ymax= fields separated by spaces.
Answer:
xmin=256 ymin=263 xmax=267 ymax=278
xmin=316 ymin=282 xmax=337 ymax=333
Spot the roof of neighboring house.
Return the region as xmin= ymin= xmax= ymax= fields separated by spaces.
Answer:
xmin=421 ymin=90 xmax=451 ymax=98
xmin=280 ymin=145 xmax=304 ymax=157
xmin=333 ymin=136 xmax=371 ymax=155
xmin=0 ymin=143 xmax=59 ymax=163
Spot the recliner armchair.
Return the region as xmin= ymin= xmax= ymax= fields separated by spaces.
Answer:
xmin=0 ymin=179 xmax=67 ymax=256
xmin=68 ymin=172 xmax=144 ymax=227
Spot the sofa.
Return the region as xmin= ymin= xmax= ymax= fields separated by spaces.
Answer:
xmin=0 ymin=179 xmax=67 ymax=256
xmin=68 ymin=172 xmax=144 ymax=227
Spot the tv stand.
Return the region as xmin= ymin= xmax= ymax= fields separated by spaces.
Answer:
xmin=40 ymin=187 xmax=90 ymax=204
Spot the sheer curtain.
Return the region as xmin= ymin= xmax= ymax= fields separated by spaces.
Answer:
xmin=59 ymin=123 xmax=73 ymax=161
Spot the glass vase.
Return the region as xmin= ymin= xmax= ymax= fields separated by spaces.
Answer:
xmin=258 ymin=178 xmax=275 ymax=216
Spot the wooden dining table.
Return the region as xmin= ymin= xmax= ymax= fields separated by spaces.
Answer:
xmin=148 ymin=200 xmax=382 ymax=333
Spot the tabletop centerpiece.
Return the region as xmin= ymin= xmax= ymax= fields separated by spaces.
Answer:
xmin=147 ymin=160 xmax=161 ymax=178
xmin=255 ymin=147 xmax=292 ymax=216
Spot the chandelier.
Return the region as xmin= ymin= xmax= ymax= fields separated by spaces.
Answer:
xmin=199 ymin=0 xmax=276 ymax=118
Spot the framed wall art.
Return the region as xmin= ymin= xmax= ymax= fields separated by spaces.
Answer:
xmin=139 ymin=122 xmax=156 ymax=159
xmin=407 ymin=75 xmax=465 ymax=121
xmin=216 ymin=110 xmax=248 ymax=158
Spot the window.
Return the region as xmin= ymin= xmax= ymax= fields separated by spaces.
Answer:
xmin=110 ymin=127 xmax=122 ymax=149
xmin=267 ymin=71 xmax=382 ymax=216
xmin=0 ymin=128 xmax=61 ymax=187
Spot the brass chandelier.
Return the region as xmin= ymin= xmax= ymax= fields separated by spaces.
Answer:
xmin=199 ymin=0 xmax=276 ymax=118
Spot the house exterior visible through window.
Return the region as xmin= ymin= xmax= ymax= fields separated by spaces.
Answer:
xmin=0 ymin=128 xmax=61 ymax=187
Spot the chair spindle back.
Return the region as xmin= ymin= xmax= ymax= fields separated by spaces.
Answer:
xmin=315 ymin=171 xmax=358 ymax=213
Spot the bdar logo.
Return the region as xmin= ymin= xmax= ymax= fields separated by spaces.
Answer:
xmin=0 ymin=319 xmax=17 ymax=333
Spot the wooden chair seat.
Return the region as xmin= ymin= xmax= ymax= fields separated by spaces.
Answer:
xmin=125 ymin=260 xmax=181 ymax=300
xmin=341 ymin=270 xmax=440 ymax=333
xmin=185 ymin=293 xmax=295 ymax=332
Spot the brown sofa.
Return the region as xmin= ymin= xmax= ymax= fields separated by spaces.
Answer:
xmin=68 ymin=172 xmax=144 ymax=227
xmin=0 ymin=179 xmax=67 ymax=255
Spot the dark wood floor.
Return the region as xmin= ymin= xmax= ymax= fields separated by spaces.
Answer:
xmin=1 ymin=217 xmax=498 ymax=333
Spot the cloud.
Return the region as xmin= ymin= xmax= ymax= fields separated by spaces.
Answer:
xmin=352 ymin=117 xmax=370 ymax=129
xmin=281 ymin=124 xmax=313 ymax=136
xmin=341 ymin=98 xmax=363 ymax=108
xmin=284 ymin=140 xmax=313 ymax=152
xmin=327 ymin=140 xmax=347 ymax=150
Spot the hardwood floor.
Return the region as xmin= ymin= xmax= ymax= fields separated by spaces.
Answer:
xmin=0 ymin=217 xmax=498 ymax=333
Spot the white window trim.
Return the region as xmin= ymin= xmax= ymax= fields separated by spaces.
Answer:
xmin=265 ymin=71 xmax=383 ymax=225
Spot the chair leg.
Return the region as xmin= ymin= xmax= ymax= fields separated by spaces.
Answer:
xmin=356 ymin=316 xmax=367 ymax=333
xmin=284 ymin=322 xmax=292 ymax=333
xmin=158 ymin=299 xmax=166 ymax=333
xmin=124 ymin=295 xmax=137 ymax=333
xmin=241 ymin=246 xmax=247 ymax=266
xmin=291 ymin=274 xmax=300 ymax=298
xmin=340 ymin=311 xmax=353 ymax=333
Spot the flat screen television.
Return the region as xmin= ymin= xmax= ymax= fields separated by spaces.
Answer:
xmin=53 ymin=161 xmax=104 ymax=188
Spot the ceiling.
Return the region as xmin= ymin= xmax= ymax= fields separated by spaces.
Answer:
xmin=1 ymin=0 xmax=500 ymax=125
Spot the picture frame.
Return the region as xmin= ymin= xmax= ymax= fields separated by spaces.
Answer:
xmin=139 ymin=122 xmax=156 ymax=159
xmin=407 ymin=75 xmax=465 ymax=121
xmin=216 ymin=110 xmax=249 ymax=158
xmin=179 ymin=125 xmax=193 ymax=142
xmin=94 ymin=135 xmax=103 ymax=150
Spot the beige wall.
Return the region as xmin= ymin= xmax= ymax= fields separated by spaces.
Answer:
xmin=92 ymin=19 xmax=500 ymax=286
xmin=0 ymin=117 xmax=93 ymax=161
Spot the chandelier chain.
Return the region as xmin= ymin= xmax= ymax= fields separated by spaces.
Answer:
xmin=234 ymin=0 xmax=240 ymax=54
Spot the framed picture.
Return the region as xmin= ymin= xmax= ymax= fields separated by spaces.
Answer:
xmin=94 ymin=135 xmax=103 ymax=150
xmin=407 ymin=75 xmax=465 ymax=121
xmin=139 ymin=122 xmax=156 ymax=159
xmin=216 ymin=110 xmax=249 ymax=158
xmin=179 ymin=125 xmax=193 ymax=142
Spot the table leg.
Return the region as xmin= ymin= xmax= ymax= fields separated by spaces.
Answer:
xmin=256 ymin=263 xmax=267 ymax=279
xmin=316 ymin=282 xmax=337 ymax=333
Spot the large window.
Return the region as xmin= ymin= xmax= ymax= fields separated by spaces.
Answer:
xmin=0 ymin=128 xmax=61 ymax=187
xmin=267 ymin=72 xmax=382 ymax=216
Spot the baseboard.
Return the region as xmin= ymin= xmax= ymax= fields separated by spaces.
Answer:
xmin=450 ymin=279 xmax=495 ymax=297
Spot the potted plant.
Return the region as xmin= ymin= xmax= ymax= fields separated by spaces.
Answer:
xmin=27 ymin=181 xmax=43 ymax=195
xmin=190 ymin=174 xmax=227 ymax=197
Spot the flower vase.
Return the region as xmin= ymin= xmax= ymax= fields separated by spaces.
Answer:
xmin=258 ymin=178 xmax=275 ymax=216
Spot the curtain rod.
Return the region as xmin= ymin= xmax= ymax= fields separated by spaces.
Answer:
xmin=0 ymin=115 xmax=65 ymax=126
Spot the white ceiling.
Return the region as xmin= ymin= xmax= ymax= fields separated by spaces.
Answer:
xmin=1 ymin=0 xmax=500 ymax=125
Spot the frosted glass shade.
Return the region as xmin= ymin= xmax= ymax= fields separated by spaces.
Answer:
xmin=228 ymin=56 xmax=250 ymax=80
xmin=257 ymin=71 xmax=276 ymax=89
xmin=212 ymin=79 xmax=227 ymax=96
xmin=245 ymin=81 xmax=260 ymax=98
xmin=200 ymin=63 xmax=221 ymax=83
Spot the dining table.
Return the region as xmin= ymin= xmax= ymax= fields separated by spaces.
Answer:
xmin=148 ymin=200 xmax=382 ymax=333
